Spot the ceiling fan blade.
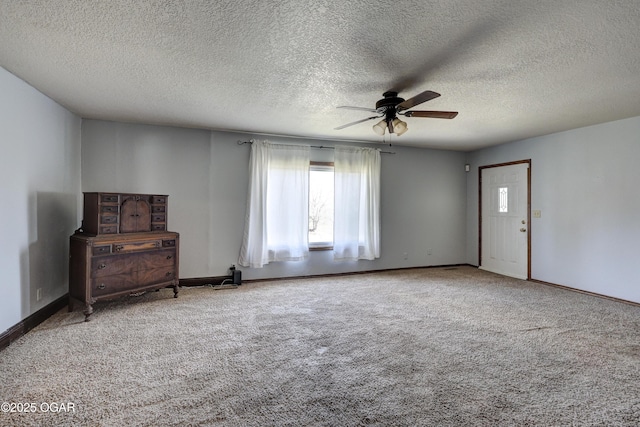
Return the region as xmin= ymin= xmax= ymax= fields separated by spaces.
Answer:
xmin=396 ymin=90 xmax=441 ymax=112
xmin=334 ymin=116 xmax=381 ymax=130
xmin=337 ymin=105 xmax=378 ymax=113
xmin=402 ymin=110 xmax=458 ymax=119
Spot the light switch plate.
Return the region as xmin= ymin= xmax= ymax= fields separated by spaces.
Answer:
xmin=533 ymin=210 xmax=542 ymax=218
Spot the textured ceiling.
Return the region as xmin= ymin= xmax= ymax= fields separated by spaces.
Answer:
xmin=1 ymin=1 xmax=639 ymax=150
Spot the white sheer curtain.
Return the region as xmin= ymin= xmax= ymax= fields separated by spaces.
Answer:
xmin=239 ymin=140 xmax=310 ymax=268
xmin=333 ymin=145 xmax=381 ymax=260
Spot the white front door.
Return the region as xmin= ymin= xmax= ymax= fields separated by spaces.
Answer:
xmin=480 ymin=162 xmax=529 ymax=279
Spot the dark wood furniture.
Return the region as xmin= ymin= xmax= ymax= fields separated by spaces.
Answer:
xmin=69 ymin=192 xmax=178 ymax=321
xmin=69 ymin=231 xmax=179 ymax=321
xmin=81 ymin=192 xmax=168 ymax=235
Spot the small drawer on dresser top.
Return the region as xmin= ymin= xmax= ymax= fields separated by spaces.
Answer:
xmin=151 ymin=205 xmax=166 ymax=213
xmin=100 ymin=215 xmax=118 ymax=224
xmin=100 ymin=194 xmax=119 ymax=203
xmin=162 ymin=239 xmax=176 ymax=247
xmin=152 ymin=213 xmax=166 ymax=223
xmin=92 ymin=245 xmax=111 ymax=255
xmin=152 ymin=195 xmax=167 ymax=204
xmin=113 ymin=240 xmax=161 ymax=253
xmin=99 ymin=225 xmax=118 ymax=234
xmin=101 ymin=205 xmax=119 ymax=214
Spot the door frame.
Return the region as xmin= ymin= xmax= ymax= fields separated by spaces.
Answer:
xmin=478 ymin=160 xmax=532 ymax=280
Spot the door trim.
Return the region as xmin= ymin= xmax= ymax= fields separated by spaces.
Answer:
xmin=478 ymin=160 xmax=531 ymax=280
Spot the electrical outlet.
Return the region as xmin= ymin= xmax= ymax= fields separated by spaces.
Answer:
xmin=427 ymin=248 xmax=432 ymax=255
xmin=403 ymin=252 xmax=408 ymax=260
xmin=36 ymin=288 xmax=42 ymax=301
xmin=533 ymin=210 xmax=542 ymax=218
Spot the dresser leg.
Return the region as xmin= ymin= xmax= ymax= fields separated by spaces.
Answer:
xmin=173 ymin=284 xmax=179 ymax=298
xmin=68 ymin=298 xmax=74 ymax=313
xmin=84 ymin=304 xmax=94 ymax=322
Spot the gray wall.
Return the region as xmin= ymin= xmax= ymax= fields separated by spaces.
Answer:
xmin=81 ymin=120 xmax=212 ymax=277
xmin=0 ymin=67 xmax=82 ymax=333
xmin=466 ymin=116 xmax=640 ymax=303
xmin=82 ymin=121 xmax=468 ymax=280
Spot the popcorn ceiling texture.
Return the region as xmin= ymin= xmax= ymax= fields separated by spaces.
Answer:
xmin=1 ymin=1 xmax=639 ymax=150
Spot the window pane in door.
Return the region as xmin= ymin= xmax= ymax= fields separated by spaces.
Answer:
xmin=499 ymin=187 xmax=508 ymax=213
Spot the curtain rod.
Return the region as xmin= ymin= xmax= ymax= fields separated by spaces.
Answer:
xmin=237 ymin=140 xmax=395 ymax=154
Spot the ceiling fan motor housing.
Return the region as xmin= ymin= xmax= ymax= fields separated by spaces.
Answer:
xmin=376 ymin=91 xmax=404 ymax=114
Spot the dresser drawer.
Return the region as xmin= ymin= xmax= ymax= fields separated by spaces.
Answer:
xmin=100 ymin=215 xmax=118 ymax=224
xmin=138 ymin=249 xmax=176 ymax=270
xmin=152 ymin=213 xmax=166 ymax=223
xmin=151 ymin=205 xmax=166 ymax=213
xmin=92 ymin=274 xmax=138 ymax=297
xmin=100 ymin=194 xmax=119 ymax=203
xmin=91 ymin=254 xmax=137 ymax=277
xmin=99 ymin=225 xmax=118 ymax=234
xmin=101 ymin=205 xmax=119 ymax=214
xmin=113 ymin=240 xmax=161 ymax=253
xmin=138 ymin=267 xmax=176 ymax=285
xmin=92 ymin=245 xmax=111 ymax=255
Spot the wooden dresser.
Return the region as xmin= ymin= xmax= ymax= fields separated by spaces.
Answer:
xmin=69 ymin=193 xmax=179 ymax=321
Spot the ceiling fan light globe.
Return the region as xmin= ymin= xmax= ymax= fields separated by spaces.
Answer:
xmin=372 ymin=120 xmax=387 ymax=135
xmin=393 ymin=118 xmax=408 ymax=136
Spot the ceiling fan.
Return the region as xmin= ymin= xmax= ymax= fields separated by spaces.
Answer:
xmin=335 ymin=90 xmax=458 ymax=136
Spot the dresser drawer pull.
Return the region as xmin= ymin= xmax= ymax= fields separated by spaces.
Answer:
xmin=166 ymin=272 xmax=173 ymax=277
xmin=166 ymin=255 xmax=173 ymax=260
xmin=98 ymin=283 xmax=106 ymax=289
xmin=114 ymin=245 xmax=123 ymax=252
xmin=98 ymin=263 xmax=107 ymax=269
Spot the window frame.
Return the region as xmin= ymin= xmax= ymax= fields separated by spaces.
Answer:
xmin=308 ymin=161 xmax=334 ymax=251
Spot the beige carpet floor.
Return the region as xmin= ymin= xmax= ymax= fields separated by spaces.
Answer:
xmin=1 ymin=266 xmax=639 ymax=426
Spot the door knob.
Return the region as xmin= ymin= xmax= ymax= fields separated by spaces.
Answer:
xmin=520 ymin=228 xmax=527 ymax=232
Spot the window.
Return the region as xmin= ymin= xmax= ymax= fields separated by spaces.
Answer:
xmin=239 ymin=141 xmax=380 ymax=268
xmin=499 ymin=187 xmax=508 ymax=213
xmin=308 ymin=162 xmax=334 ymax=249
